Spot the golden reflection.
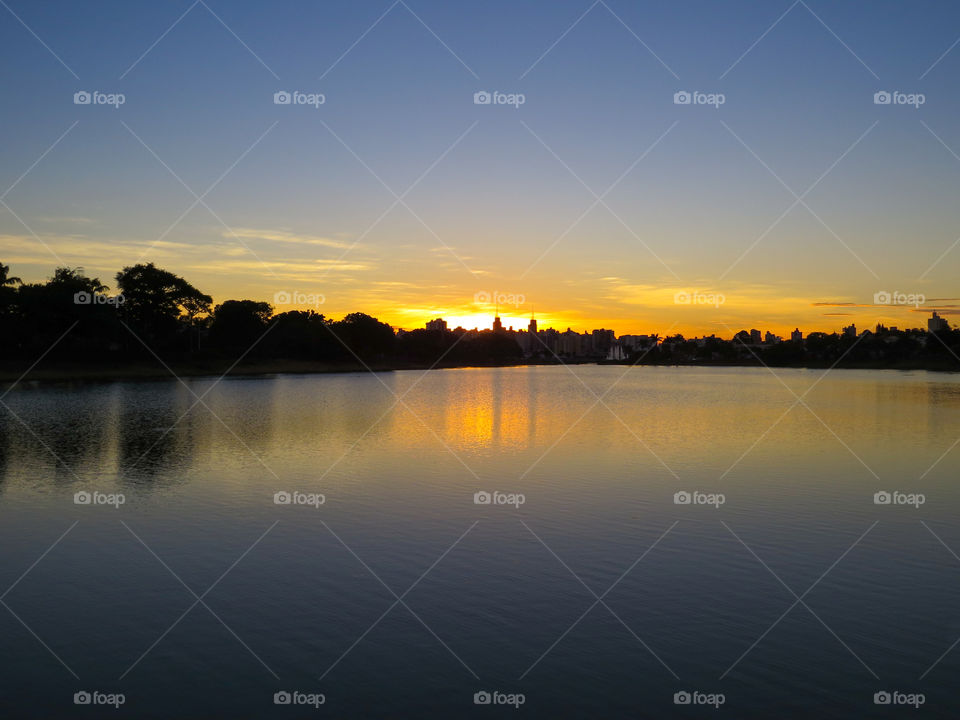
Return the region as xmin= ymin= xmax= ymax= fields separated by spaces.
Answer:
xmin=7 ymin=369 xmax=960 ymax=498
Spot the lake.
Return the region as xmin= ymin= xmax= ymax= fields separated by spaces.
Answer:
xmin=1 ymin=365 xmax=959 ymax=718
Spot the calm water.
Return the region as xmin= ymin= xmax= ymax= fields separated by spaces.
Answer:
xmin=2 ymin=365 xmax=960 ymax=718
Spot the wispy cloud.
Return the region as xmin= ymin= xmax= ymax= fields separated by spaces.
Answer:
xmin=911 ymin=305 xmax=960 ymax=313
xmin=226 ymin=227 xmax=354 ymax=250
xmin=190 ymin=257 xmax=371 ymax=275
xmin=32 ymin=215 xmax=96 ymax=225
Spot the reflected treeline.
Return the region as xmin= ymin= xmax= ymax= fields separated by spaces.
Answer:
xmin=0 ymin=382 xmax=202 ymax=489
xmin=0 ymin=383 xmax=117 ymax=488
xmin=114 ymin=382 xmax=204 ymax=485
xmin=0 ymin=261 xmax=522 ymax=370
xmin=0 ymin=377 xmax=289 ymax=490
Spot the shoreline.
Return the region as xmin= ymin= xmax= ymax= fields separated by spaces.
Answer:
xmin=0 ymin=358 xmax=596 ymax=384
xmin=1 ymin=357 xmax=958 ymax=384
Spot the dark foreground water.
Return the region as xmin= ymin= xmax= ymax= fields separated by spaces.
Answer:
xmin=1 ymin=365 xmax=959 ymax=718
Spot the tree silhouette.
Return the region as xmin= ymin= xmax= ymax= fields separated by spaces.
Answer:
xmin=116 ymin=263 xmax=211 ymax=351
xmin=0 ymin=263 xmax=21 ymax=287
xmin=331 ymin=312 xmax=395 ymax=361
xmin=15 ymin=267 xmax=114 ymax=357
xmin=266 ymin=310 xmax=334 ymax=360
xmin=0 ymin=262 xmax=21 ymax=318
xmin=209 ymin=300 xmax=272 ymax=351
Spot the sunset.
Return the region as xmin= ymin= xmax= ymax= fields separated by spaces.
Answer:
xmin=4 ymin=1 xmax=960 ymax=338
xmin=3 ymin=1 xmax=960 ymax=718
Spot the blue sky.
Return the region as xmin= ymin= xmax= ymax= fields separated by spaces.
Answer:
xmin=3 ymin=0 xmax=960 ymax=334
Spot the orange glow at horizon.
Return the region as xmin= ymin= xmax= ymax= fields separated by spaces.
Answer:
xmin=236 ymin=296 xmax=941 ymax=340
xmin=262 ymin=298 xmax=936 ymax=339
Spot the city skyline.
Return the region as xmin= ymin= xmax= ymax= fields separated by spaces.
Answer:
xmin=418 ymin=307 xmax=950 ymax=341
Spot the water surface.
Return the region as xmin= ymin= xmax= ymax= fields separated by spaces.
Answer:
xmin=2 ymin=366 xmax=959 ymax=717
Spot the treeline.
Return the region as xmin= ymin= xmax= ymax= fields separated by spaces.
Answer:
xmin=626 ymin=328 xmax=960 ymax=370
xmin=0 ymin=262 xmax=522 ymax=369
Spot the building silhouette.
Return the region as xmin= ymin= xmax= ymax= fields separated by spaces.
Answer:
xmin=414 ymin=307 xmax=959 ymax=366
xmin=929 ymin=311 xmax=949 ymax=332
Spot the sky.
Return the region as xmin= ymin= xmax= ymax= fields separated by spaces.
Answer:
xmin=2 ymin=0 xmax=960 ymax=337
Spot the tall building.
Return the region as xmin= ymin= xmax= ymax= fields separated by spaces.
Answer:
xmin=540 ymin=327 xmax=560 ymax=354
xmin=929 ymin=311 xmax=949 ymax=332
xmin=559 ymin=328 xmax=582 ymax=356
xmin=492 ymin=306 xmax=503 ymax=333
xmin=426 ymin=318 xmax=447 ymax=331
xmin=750 ymin=329 xmax=762 ymax=345
xmin=791 ymin=328 xmax=802 ymax=342
xmin=528 ymin=310 xmax=537 ymax=334
xmin=591 ymin=329 xmax=615 ymax=355
xmin=842 ymin=323 xmax=857 ymax=338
